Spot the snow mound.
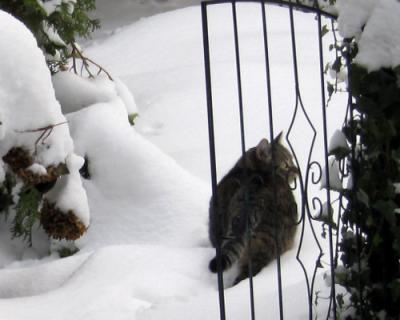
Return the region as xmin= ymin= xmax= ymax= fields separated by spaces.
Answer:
xmin=337 ymin=0 xmax=400 ymax=71
xmin=52 ymin=71 xmax=138 ymax=115
xmin=0 ymin=10 xmax=72 ymax=166
xmin=66 ymin=100 xmax=210 ymax=250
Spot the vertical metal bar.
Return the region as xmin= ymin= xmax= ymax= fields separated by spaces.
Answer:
xmin=231 ymin=1 xmax=247 ymax=156
xmin=231 ymin=2 xmax=256 ymax=319
xmin=260 ymin=3 xmax=285 ymax=320
xmin=316 ymin=9 xmax=337 ymax=319
xmin=288 ymin=4 xmax=300 ymax=96
xmin=287 ymin=4 xmax=314 ymax=319
xmin=201 ymin=3 xmax=227 ymax=320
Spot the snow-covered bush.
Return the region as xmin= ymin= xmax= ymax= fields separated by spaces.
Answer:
xmin=0 ymin=10 xmax=90 ymax=245
xmin=333 ymin=0 xmax=400 ymax=318
xmin=0 ymin=0 xmax=99 ymax=73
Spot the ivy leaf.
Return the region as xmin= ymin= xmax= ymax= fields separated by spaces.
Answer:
xmin=336 ymin=294 xmax=345 ymax=308
xmin=332 ymin=57 xmax=342 ymax=73
xmin=373 ymin=200 xmax=397 ymax=225
xmin=11 ymin=187 xmax=41 ymax=245
xmin=372 ymin=234 xmax=383 ymax=248
xmin=393 ymin=238 xmax=400 ymax=255
xmin=327 ymin=82 xmax=335 ymax=99
xmin=390 ymin=279 xmax=400 ymax=301
xmin=357 ymin=189 xmax=370 ymax=207
xmin=128 ymin=113 xmax=139 ymax=126
xmin=321 ymin=24 xmax=329 ymax=38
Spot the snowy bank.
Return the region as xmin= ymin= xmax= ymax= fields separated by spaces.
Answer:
xmin=337 ymin=0 xmax=400 ymax=71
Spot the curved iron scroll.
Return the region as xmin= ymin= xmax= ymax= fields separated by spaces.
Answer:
xmin=202 ymin=1 xmax=351 ymax=319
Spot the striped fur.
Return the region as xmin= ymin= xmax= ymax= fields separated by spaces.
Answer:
xmin=208 ymin=134 xmax=298 ymax=285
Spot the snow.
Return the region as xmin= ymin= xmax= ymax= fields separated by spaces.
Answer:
xmin=336 ymin=0 xmax=375 ymax=39
xmin=52 ymin=71 xmax=138 ymax=115
xmin=328 ymin=129 xmax=349 ymax=154
xmin=43 ymin=21 xmax=67 ymax=47
xmin=0 ymin=2 xmax=358 ymax=320
xmin=0 ymin=9 xmax=89 ymax=254
xmin=320 ymin=157 xmax=342 ymax=191
xmin=337 ymin=0 xmax=400 ymax=71
xmin=45 ymin=154 xmax=90 ymax=227
xmin=67 ymin=100 xmax=209 ymax=248
xmin=0 ymin=10 xmax=72 ymax=167
xmin=90 ymin=0 xmax=204 ymax=39
xmin=37 ymin=0 xmax=77 ymax=16
xmin=27 ymin=163 xmax=48 ymax=175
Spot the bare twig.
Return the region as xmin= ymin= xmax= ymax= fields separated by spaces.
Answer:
xmin=70 ymin=42 xmax=113 ymax=81
xmin=16 ymin=121 xmax=69 ymax=154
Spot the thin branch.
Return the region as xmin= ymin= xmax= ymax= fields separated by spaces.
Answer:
xmin=70 ymin=42 xmax=113 ymax=81
xmin=15 ymin=121 xmax=69 ymax=155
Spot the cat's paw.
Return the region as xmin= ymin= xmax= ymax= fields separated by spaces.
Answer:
xmin=209 ymin=257 xmax=228 ymax=273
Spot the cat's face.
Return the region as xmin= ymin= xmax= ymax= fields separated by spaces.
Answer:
xmin=256 ymin=135 xmax=294 ymax=170
xmin=254 ymin=134 xmax=298 ymax=182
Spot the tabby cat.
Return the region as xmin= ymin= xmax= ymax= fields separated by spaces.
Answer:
xmin=208 ymin=133 xmax=298 ymax=285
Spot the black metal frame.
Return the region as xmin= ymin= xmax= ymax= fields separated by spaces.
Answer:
xmin=202 ymin=1 xmax=351 ymax=319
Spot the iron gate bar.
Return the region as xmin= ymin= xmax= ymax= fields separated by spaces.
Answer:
xmin=260 ymin=3 xmax=285 ymax=319
xmin=201 ymin=4 xmax=227 ymax=320
xmin=286 ymin=4 xmax=325 ymax=320
xmin=230 ymin=3 xmax=257 ymax=319
xmin=201 ymin=1 xmax=344 ymax=319
xmin=316 ymin=8 xmax=337 ymax=319
xmin=201 ymin=0 xmax=337 ymax=20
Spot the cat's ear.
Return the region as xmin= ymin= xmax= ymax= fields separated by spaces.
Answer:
xmin=256 ymin=138 xmax=270 ymax=160
xmin=273 ymin=131 xmax=284 ymax=145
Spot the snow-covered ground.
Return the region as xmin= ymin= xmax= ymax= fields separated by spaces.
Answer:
xmin=90 ymin=0 xmax=204 ymax=40
xmin=0 ymin=2 xmax=352 ymax=319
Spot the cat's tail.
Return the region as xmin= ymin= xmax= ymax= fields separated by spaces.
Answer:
xmin=209 ymin=238 xmax=244 ymax=273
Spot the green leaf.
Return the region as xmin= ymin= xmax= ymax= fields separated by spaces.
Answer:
xmin=11 ymin=187 xmax=41 ymax=245
xmin=390 ymin=279 xmax=400 ymax=300
xmin=336 ymin=294 xmax=345 ymax=308
xmin=321 ymin=24 xmax=329 ymax=38
xmin=128 ymin=113 xmax=139 ymax=126
xmin=332 ymin=57 xmax=342 ymax=72
xmin=356 ymin=189 xmax=369 ymax=207
xmin=58 ymin=246 xmax=79 ymax=258
xmin=372 ymin=234 xmax=383 ymax=248
xmin=373 ymin=200 xmax=397 ymax=225
xmin=327 ymin=82 xmax=335 ymax=99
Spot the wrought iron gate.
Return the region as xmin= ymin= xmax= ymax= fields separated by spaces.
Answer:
xmin=201 ymin=1 xmax=351 ymax=319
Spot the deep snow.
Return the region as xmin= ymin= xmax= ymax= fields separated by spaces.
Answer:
xmin=0 ymin=2 xmax=355 ymax=320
